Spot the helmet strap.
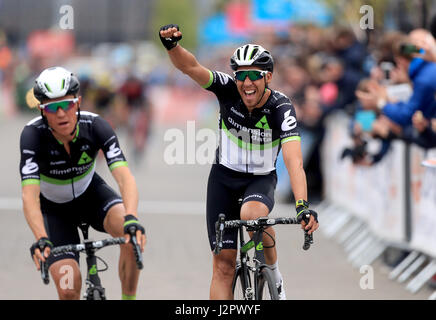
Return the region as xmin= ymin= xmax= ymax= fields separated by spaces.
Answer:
xmin=69 ymin=108 xmax=80 ymax=136
xmin=253 ymin=78 xmax=269 ymax=109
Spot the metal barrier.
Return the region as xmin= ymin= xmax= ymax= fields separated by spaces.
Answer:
xmin=319 ymin=112 xmax=436 ymax=300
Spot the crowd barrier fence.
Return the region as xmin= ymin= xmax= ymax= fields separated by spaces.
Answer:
xmin=318 ymin=111 xmax=436 ymax=300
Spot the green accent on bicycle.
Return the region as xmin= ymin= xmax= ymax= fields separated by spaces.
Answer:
xmin=78 ymin=151 xmax=92 ymax=165
xmin=241 ymin=240 xmax=255 ymax=253
xmin=122 ymin=293 xmax=136 ymax=300
xmin=202 ymin=70 xmax=214 ymax=89
xmin=255 ymin=115 xmax=270 ymax=130
xmin=89 ymin=265 xmax=97 ymax=275
xmin=256 ymin=242 xmax=264 ymax=251
xmin=61 ymin=79 xmax=65 ymax=90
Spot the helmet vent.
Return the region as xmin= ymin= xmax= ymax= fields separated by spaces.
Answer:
xmin=243 ymin=45 xmax=249 ymax=60
xmin=250 ymin=48 xmax=259 ymax=60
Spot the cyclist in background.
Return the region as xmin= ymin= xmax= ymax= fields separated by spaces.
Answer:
xmin=118 ymin=74 xmax=153 ymax=165
xmin=20 ymin=66 xmax=146 ymax=300
xmin=159 ymin=24 xmax=319 ymax=300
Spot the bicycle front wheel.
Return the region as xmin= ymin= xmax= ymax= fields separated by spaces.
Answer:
xmin=256 ymin=267 xmax=279 ymax=300
xmin=232 ymin=264 xmax=252 ymax=300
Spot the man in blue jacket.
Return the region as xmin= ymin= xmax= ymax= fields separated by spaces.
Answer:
xmin=356 ymin=30 xmax=436 ymax=135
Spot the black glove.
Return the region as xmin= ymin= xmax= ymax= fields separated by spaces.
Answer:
xmin=123 ymin=215 xmax=145 ymax=237
xmin=295 ymin=200 xmax=318 ymax=224
xmin=159 ymin=24 xmax=182 ymax=50
xmin=30 ymin=237 xmax=53 ymax=259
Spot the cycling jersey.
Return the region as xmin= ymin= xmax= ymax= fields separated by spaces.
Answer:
xmin=19 ymin=111 xmax=128 ymax=203
xmin=203 ymin=70 xmax=300 ymax=174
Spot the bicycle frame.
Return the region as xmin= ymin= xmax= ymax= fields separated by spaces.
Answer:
xmin=215 ymin=214 xmax=313 ymax=300
xmin=236 ymin=222 xmax=274 ymax=299
xmin=80 ymin=223 xmax=106 ymax=300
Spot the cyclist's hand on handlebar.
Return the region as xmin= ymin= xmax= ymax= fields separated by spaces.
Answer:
xmin=295 ymin=200 xmax=319 ymax=235
xmin=30 ymin=237 xmax=53 ymax=270
xmin=159 ymin=24 xmax=182 ymax=50
xmin=123 ymin=215 xmax=146 ymax=252
xmin=299 ymin=210 xmax=319 ymax=235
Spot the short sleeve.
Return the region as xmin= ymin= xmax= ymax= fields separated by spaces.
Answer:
xmin=93 ymin=116 xmax=128 ymax=171
xmin=273 ymin=101 xmax=301 ymax=145
xmin=19 ymin=126 xmax=41 ymax=186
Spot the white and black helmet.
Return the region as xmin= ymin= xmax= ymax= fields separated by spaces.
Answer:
xmin=33 ymin=66 xmax=80 ymax=102
xmin=230 ymin=44 xmax=274 ymax=72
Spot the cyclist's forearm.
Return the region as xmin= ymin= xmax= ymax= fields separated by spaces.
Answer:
xmin=167 ymin=45 xmax=210 ymax=86
xmin=282 ymin=142 xmax=308 ymax=202
xmin=112 ymin=167 xmax=139 ymax=216
xmin=288 ymin=165 xmax=308 ymax=202
xmin=22 ymin=187 xmax=48 ymax=239
xmin=168 ymin=44 xmax=197 ymax=73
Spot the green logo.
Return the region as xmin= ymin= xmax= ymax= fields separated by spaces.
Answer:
xmin=78 ymin=151 xmax=92 ymax=165
xmin=89 ymin=265 xmax=97 ymax=275
xmin=255 ymin=115 xmax=270 ymax=130
xmin=256 ymin=242 xmax=264 ymax=251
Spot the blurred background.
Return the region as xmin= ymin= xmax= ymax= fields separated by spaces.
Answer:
xmin=1 ymin=0 xmax=436 ymax=300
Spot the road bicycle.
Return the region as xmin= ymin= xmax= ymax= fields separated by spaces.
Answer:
xmin=214 ymin=212 xmax=314 ymax=300
xmin=39 ymin=222 xmax=143 ymax=300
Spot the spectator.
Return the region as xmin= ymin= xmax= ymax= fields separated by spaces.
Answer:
xmin=356 ymin=31 xmax=436 ymax=134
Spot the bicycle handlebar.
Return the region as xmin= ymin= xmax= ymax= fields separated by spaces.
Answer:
xmin=214 ymin=214 xmax=313 ymax=255
xmin=50 ymin=237 xmax=126 ymax=255
xmin=40 ymin=237 xmax=126 ymax=285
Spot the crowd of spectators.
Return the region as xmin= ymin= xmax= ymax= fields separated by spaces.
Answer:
xmin=2 ymin=16 xmax=436 ymax=192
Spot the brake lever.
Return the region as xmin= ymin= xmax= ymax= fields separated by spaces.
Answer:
xmin=301 ymin=212 xmax=314 ymax=251
xmin=128 ymin=226 xmax=144 ymax=270
xmin=40 ymin=260 xmax=50 ymax=285
xmin=214 ymin=214 xmax=226 ymax=255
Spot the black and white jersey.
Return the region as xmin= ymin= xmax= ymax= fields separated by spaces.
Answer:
xmin=203 ymin=70 xmax=300 ymax=174
xmin=19 ymin=111 xmax=127 ymax=203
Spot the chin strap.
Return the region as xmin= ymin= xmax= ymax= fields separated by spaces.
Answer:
xmin=69 ymin=108 xmax=81 ymax=136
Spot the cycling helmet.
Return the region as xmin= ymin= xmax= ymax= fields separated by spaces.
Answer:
xmin=230 ymin=44 xmax=274 ymax=72
xmin=33 ymin=66 xmax=80 ymax=102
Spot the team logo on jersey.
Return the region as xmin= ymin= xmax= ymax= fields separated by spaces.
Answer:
xmin=106 ymin=143 xmax=122 ymax=158
xmin=281 ymin=110 xmax=297 ymax=131
xmin=255 ymin=115 xmax=270 ymax=130
xmin=22 ymin=158 xmax=39 ymax=175
xmin=78 ymin=151 xmax=92 ymax=165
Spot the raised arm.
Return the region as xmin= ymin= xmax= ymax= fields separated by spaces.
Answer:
xmin=159 ymin=24 xmax=211 ymax=87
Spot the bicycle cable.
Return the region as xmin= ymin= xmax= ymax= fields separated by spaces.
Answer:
xmin=262 ymin=230 xmax=276 ymax=249
xmin=96 ymin=255 xmax=109 ymax=273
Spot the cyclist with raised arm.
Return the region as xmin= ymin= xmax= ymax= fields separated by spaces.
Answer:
xmin=159 ymin=25 xmax=319 ymax=300
xmin=20 ymin=67 xmax=146 ymax=300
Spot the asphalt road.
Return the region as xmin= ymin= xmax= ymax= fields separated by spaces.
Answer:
xmin=0 ymin=113 xmax=432 ymax=300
